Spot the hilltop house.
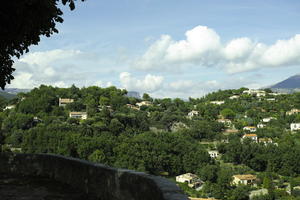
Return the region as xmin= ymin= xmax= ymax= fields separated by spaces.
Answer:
xmin=4 ymin=105 xmax=15 ymax=110
xmin=69 ymin=112 xmax=87 ymax=120
xmin=208 ymin=150 xmax=219 ymax=159
xmin=243 ymin=89 xmax=266 ymax=97
xmin=187 ymin=110 xmax=199 ymax=119
xmin=258 ymin=138 xmax=273 ymax=145
xmin=176 ymin=173 xmax=203 ymax=189
xmin=286 ymin=109 xmax=300 ymax=116
xmin=210 ymin=101 xmax=225 ymax=105
xmin=223 ymin=128 xmax=239 ymax=135
xmin=126 ymin=104 xmax=140 ymax=110
xmin=229 ymin=95 xmax=240 ymax=100
xmin=243 ymin=126 xmax=257 ymax=132
xmin=257 ymin=123 xmax=266 ymax=129
xmin=291 ymin=123 xmax=300 ymax=131
xmin=59 ymin=98 xmax=74 ymax=107
xmin=217 ymin=119 xmax=232 ymax=127
xmin=262 ymin=117 xmax=276 ymax=123
xmin=136 ymin=101 xmax=152 ymax=107
xmin=242 ymin=134 xmax=258 ymax=142
xmin=232 ymin=174 xmax=257 ymax=186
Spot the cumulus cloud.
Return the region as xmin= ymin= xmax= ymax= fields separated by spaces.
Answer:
xmin=9 ymin=49 xmax=84 ymax=88
xmin=119 ymin=72 xmax=164 ymax=92
xmin=134 ymin=25 xmax=300 ymax=73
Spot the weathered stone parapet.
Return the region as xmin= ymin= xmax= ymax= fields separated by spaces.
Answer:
xmin=0 ymin=153 xmax=188 ymax=200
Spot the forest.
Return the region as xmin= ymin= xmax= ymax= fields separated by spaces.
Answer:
xmin=1 ymin=85 xmax=300 ymax=200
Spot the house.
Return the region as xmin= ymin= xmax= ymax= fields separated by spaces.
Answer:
xmin=69 ymin=112 xmax=88 ymax=120
xmin=242 ymin=134 xmax=258 ymax=142
xmin=208 ymin=150 xmax=219 ymax=159
xmin=176 ymin=173 xmax=203 ymax=189
xmin=59 ymin=98 xmax=74 ymax=107
xmin=136 ymin=101 xmax=152 ymax=107
xmin=170 ymin=122 xmax=188 ymax=132
xmin=223 ymin=128 xmax=239 ymax=135
xmin=229 ymin=95 xmax=240 ymax=100
xmin=189 ymin=198 xmax=217 ymax=200
xmin=217 ymin=119 xmax=232 ymax=127
xmin=126 ymin=104 xmax=140 ymax=110
xmin=262 ymin=117 xmax=276 ymax=123
xmin=187 ymin=110 xmax=199 ymax=119
xmin=257 ymin=123 xmax=266 ymax=129
xmin=266 ymin=98 xmax=276 ymax=101
xmin=286 ymin=109 xmax=300 ymax=116
xmin=290 ymin=123 xmax=300 ymax=131
xmin=243 ymin=89 xmax=266 ymax=97
xmin=243 ymin=126 xmax=257 ymax=132
xmin=258 ymin=138 xmax=273 ymax=145
xmin=232 ymin=174 xmax=257 ymax=186
xmin=4 ymin=105 xmax=15 ymax=110
xmin=249 ymin=189 xmax=268 ymax=200
xmin=210 ymin=101 xmax=225 ymax=105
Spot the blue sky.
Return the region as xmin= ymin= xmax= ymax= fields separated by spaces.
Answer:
xmin=10 ymin=0 xmax=300 ymax=98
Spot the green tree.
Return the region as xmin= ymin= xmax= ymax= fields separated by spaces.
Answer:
xmin=0 ymin=0 xmax=85 ymax=89
xmin=221 ymin=108 xmax=236 ymax=120
xmin=88 ymin=149 xmax=106 ymax=163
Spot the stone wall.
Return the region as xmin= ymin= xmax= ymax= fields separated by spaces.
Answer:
xmin=0 ymin=153 xmax=188 ymax=200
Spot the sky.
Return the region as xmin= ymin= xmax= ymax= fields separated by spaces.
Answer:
xmin=9 ymin=0 xmax=300 ymax=98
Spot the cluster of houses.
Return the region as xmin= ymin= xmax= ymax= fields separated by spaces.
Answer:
xmin=59 ymin=98 xmax=87 ymax=120
xmin=176 ymin=172 xmax=258 ymax=199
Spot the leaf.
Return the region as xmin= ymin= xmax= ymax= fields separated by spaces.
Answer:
xmin=69 ymin=1 xmax=75 ymax=10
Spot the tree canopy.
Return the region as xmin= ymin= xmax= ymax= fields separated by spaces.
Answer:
xmin=0 ymin=0 xmax=84 ymax=89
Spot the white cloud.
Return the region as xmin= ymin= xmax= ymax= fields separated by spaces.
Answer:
xmin=134 ymin=25 xmax=300 ymax=73
xmin=9 ymin=49 xmax=84 ymax=88
xmin=119 ymin=72 xmax=164 ymax=92
xmin=19 ymin=49 xmax=81 ymax=66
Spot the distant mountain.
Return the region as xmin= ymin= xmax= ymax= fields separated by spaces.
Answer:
xmin=0 ymin=91 xmax=17 ymax=100
xmin=270 ymin=74 xmax=300 ymax=93
xmin=271 ymin=74 xmax=300 ymax=89
xmin=126 ymin=91 xmax=141 ymax=99
xmin=3 ymin=88 xmax=31 ymax=94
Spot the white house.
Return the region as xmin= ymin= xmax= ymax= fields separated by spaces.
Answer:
xmin=232 ymin=174 xmax=257 ymax=186
xmin=136 ymin=101 xmax=152 ymax=107
xmin=262 ymin=117 xmax=276 ymax=123
xmin=243 ymin=89 xmax=266 ymax=97
xmin=69 ymin=112 xmax=88 ymax=120
xmin=187 ymin=110 xmax=199 ymax=119
xmin=210 ymin=101 xmax=225 ymax=105
xmin=59 ymin=98 xmax=74 ymax=107
xmin=286 ymin=109 xmax=300 ymax=116
xmin=208 ymin=150 xmax=219 ymax=159
xmin=229 ymin=95 xmax=240 ymax=100
xmin=176 ymin=173 xmax=203 ymax=189
xmin=4 ymin=105 xmax=15 ymax=110
xmin=257 ymin=123 xmax=266 ymax=129
xmin=243 ymin=126 xmax=257 ymax=132
xmin=217 ymin=119 xmax=232 ymax=127
xmin=266 ymin=98 xmax=276 ymax=101
xmin=290 ymin=123 xmax=300 ymax=131
xmin=242 ymin=134 xmax=258 ymax=142
xmin=258 ymin=138 xmax=273 ymax=145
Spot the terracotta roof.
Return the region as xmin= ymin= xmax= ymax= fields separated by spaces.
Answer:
xmin=189 ymin=198 xmax=217 ymax=200
xmin=233 ymin=174 xmax=256 ymax=180
xmin=243 ymin=134 xmax=257 ymax=137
